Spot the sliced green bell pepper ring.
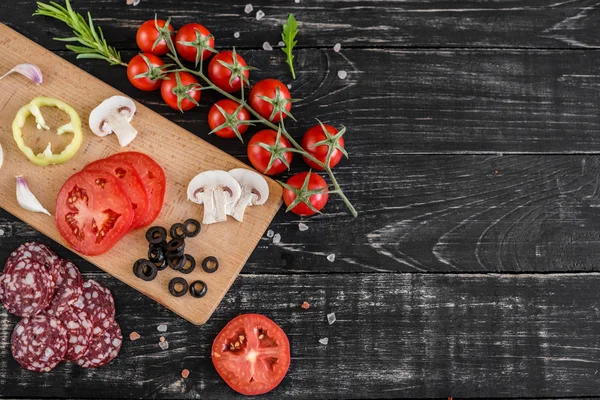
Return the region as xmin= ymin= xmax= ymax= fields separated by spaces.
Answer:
xmin=12 ymin=96 xmax=83 ymax=166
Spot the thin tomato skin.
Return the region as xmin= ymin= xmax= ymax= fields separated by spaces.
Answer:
xmin=160 ymin=72 xmax=201 ymax=111
xmin=175 ymin=23 xmax=215 ymax=63
xmin=247 ymin=129 xmax=293 ymax=175
xmin=249 ymin=79 xmax=291 ymax=123
xmin=212 ymin=314 xmax=291 ymax=396
xmin=283 ymin=172 xmax=329 ymax=216
xmin=136 ymin=20 xmax=174 ymax=55
xmin=127 ymin=53 xmax=164 ymax=92
xmin=208 ymin=51 xmax=249 ymax=93
xmin=208 ymin=99 xmax=250 ymax=139
xmin=301 ymin=124 xmax=345 ymax=170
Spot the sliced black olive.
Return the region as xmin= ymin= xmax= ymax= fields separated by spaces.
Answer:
xmin=166 ymin=238 xmax=185 ymax=254
xmin=179 ymin=255 xmax=196 ymax=274
xmin=133 ymin=259 xmax=157 ymax=281
xmin=168 ymin=277 xmax=188 ymax=297
xmin=167 ymin=255 xmax=186 ymax=270
xmin=201 ymin=256 xmax=219 ymax=273
xmin=183 ymin=219 xmax=201 ymax=237
xmin=154 ymin=258 xmax=168 ymax=271
xmin=166 ymin=247 xmax=185 ymax=258
xmin=189 ymin=280 xmax=208 ymax=298
xmin=148 ymin=246 xmax=165 ymax=263
xmin=170 ymin=223 xmax=186 ymax=240
xmin=145 ymin=226 xmax=167 ymax=245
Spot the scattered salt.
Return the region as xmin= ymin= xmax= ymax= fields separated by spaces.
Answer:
xmin=327 ymin=312 xmax=336 ymax=325
xmin=181 ymin=369 xmax=190 ymax=379
xmin=158 ymin=339 xmax=169 ymax=350
xmin=338 ymin=70 xmax=347 ymax=80
xmin=278 ymin=41 xmax=285 ymax=47
xmin=295 ymin=0 xmax=300 ymax=3
xmin=301 ymin=301 xmax=310 ymax=309
xmin=157 ymin=324 xmax=167 ymax=332
xmin=263 ymin=42 xmax=273 ymax=51
xmin=244 ymin=4 xmax=253 ymax=13
xmin=333 ymin=43 xmax=341 ymax=53
xmin=298 ymin=223 xmax=308 ymax=231
xmin=129 ymin=332 xmax=140 ymax=341
xmin=0 ymin=229 xmax=5 ymax=236
xmin=327 ymin=254 xmax=335 ymax=262
xmin=273 ymin=233 xmax=281 ymax=244
xmin=287 ymin=83 xmax=292 ymax=89
xmin=132 ymin=0 xmax=140 ymax=5
xmin=267 ymin=229 xmax=274 ymax=238
xmin=256 ymin=10 xmax=265 ymax=20
xmin=319 ymin=338 xmax=329 ymax=345
xmin=159 ymin=336 xmax=165 ymax=342
xmin=234 ymin=31 xmax=240 ymax=38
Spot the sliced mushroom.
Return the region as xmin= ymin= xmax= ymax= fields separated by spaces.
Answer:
xmin=227 ymin=168 xmax=269 ymax=222
xmin=89 ymin=96 xmax=138 ymax=147
xmin=187 ymin=170 xmax=242 ymax=224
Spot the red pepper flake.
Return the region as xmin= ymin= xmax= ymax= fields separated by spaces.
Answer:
xmin=159 ymin=336 xmax=166 ymax=342
xmin=494 ymin=170 xmax=499 ymax=174
xmin=181 ymin=369 xmax=190 ymax=379
xmin=301 ymin=301 xmax=310 ymax=309
xmin=129 ymin=332 xmax=141 ymax=341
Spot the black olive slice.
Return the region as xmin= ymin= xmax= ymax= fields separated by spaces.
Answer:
xmin=166 ymin=238 xmax=185 ymax=254
xmin=179 ymin=255 xmax=196 ymax=274
xmin=183 ymin=219 xmax=201 ymax=237
xmin=145 ymin=226 xmax=167 ymax=245
xmin=189 ymin=280 xmax=207 ymax=298
xmin=170 ymin=223 xmax=186 ymax=240
xmin=154 ymin=258 xmax=168 ymax=271
xmin=148 ymin=246 xmax=165 ymax=263
xmin=133 ymin=259 xmax=157 ymax=281
xmin=169 ymin=277 xmax=188 ymax=297
xmin=167 ymin=255 xmax=186 ymax=270
xmin=201 ymin=256 xmax=219 ymax=273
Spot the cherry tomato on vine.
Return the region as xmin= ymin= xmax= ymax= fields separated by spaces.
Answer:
xmin=247 ymin=129 xmax=293 ymax=175
xmin=175 ymin=23 xmax=215 ymax=64
xmin=249 ymin=79 xmax=292 ymax=123
xmin=301 ymin=123 xmax=347 ymax=170
xmin=136 ymin=19 xmax=175 ymax=56
xmin=282 ymin=172 xmax=329 ymax=216
xmin=208 ymin=99 xmax=251 ymax=140
xmin=127 ymin=53 xmax=165 ymax=91
xmin=160 ymin=72 xmax=201 ymax=112
xmin=208 ymin=50 xmax=250 ymax=93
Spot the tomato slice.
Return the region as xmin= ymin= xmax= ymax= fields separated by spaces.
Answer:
xmin=55 ymin=170 xmax=134 ymax=256
xmin=83 ymin=159 xmax=149 ymax=230
xmin=106 ymin=152 xmax=166 ymax=228
xmin=212 ymin=314 xmax=291 ymax=396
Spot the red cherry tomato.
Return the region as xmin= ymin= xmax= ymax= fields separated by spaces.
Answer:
xmin=208 ymin=50 xmax=249 ymax=93
xmin=249 ymin=79 xmax=291 ymax=123
xmin=283 ymin=172 xmax=329 ymax=216
xmin=127 ymin=53 xmax=165 ymax=92
xmin=301 ymin=124 xmax=346 ymax=170
xmin=208 ymin=99 xmax=251 ymax=139
xmin=212 ymin=314 xmax=290 ymax=396
xmin=175 ymin=23 xmax=215 ymax=64
xmin=136 ymin=19 xmax=174 ymax=56
xmin=160 ymin=72 xmax=201 ymax=111
xmin=247 ymin=129 xmax=293 ymax=175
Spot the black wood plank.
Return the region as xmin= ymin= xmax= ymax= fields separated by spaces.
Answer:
xmin=2 ymin=272 xmax=600 ymax=398
xmin=3 ymin=0 xmax=600 ymax=49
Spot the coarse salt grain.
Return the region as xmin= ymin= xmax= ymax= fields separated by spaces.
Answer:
xmin=244 ymin=3 xmax=253 ymax=13
xmin=159 ymin=339 xmax=169 ymax=350
xmin=298 ymin=223 xmax=308 ymax=231
xmin=273 ymin=233 xmax=281 ymax=244
xmin=132 ymin=0 xmax=140 ymax=5
xmin=338 ymin=70 xmax=347 ymax=80
xmin=327 ymin=254 xmax=335 ymax=262
xmin=278 ymin=41 xmax=285 ymax=47
xmin=287 ymin=83 xmax=292 ymax=89
xmin=319 ymin=338 xmax=329 ymax=345
xmin=0 ymin=229 xmax=4 ymax=236
xmin=157 ymin=324 xmax=167 ymax=332
xmin=234 ymin=31 xmax=240 ymax=38
xmin=263 ymin=42 xmax=273 ymax=51
xmin=256 ymin=10 xmax=265 ymax=20
xmin=295 ymin=0 xmax=300 ymax=3
xmin=129 ymin=332 xmax=140 ymax=341
xmin=181 ymin=369 xmax=190 ymax=379
xmin=160 ymin=336 xmax=165 ymax=342
xmin=301 ymin=301 xmax=310 ymax=309
xmin=327 ymin=312 xmax=336 ymax=325
xmin=267 ymin=229 xmax=274 ymax=238
xmin=333 ymin=43 xmax=341 ymax=53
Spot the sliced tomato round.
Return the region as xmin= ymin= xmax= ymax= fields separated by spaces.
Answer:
xmin=56 ymin=170 xmax=134 ymax=256
xmin=212 ymin=314 xmax=291 ymax=396
xmin=83 ymin=159 xmax=149 ymax=230
xmin=106 ymin=152 xmax=166 ymax=228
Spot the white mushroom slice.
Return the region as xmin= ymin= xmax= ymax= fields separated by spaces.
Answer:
xmin=187 ymin=170 xmax=242 ymax=224
xmin=0 ymin=142 xmax=3 ymax=170
xmin=227 ymin=168 xmax=269 ymax=222
xmin=88 ymin=96 xmax=138 ymax=147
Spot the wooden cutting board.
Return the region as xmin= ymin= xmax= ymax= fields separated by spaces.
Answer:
xmin=0 ymin=24 xmax=282 ymax=325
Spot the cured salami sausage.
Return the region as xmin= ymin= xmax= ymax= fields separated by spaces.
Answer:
xmin=76 ymin=321 xmax=122 ymax=368
xmin=0 ymin=259 xmax=54 ymax=317
xmin=81 ymin=280 xmax=116 ymax=336
xmin=11 ymin=314 xmax=68 ymax=372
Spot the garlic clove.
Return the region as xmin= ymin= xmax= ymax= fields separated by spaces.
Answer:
xmin=0 ymin=63 xmax=43 ymax=85
xmin=0 ymin=142 xmax=3 ymax=170
xmin=16 ymin=175 xmax=51 ymax=216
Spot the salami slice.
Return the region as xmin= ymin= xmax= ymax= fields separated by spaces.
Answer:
xmin=76 ymin=321 xmax=122 ymax=368
xmin=11 ymin=314 xmax=68 ymax=372
xmin=46 ymin=260 xmax=83 ymax=316
xmin=4 ymin=242 xmax=61 ymax=284
xmin=0 ymin=259 xmax=54 ymax=317
xmin=81 ymin=280 xmax=115 ymax=336
xmin=57 ymin=308 xmax=93 ymax=361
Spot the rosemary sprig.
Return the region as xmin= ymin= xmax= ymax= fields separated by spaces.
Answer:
xmin=33 ymin=0 xmax=127 ymax=66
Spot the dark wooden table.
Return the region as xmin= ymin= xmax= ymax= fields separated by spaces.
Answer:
xmin=2 ymin=0 xmax=600 ymax=398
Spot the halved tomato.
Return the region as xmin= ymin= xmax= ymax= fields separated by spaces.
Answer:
xmin=56 ymin=170 xmax=134 ymax=256
xmin=212 ymin=314 xmax=291 ymax=396
xmin=83 ymin=159 xmax=149 ymax=230
xmin=106 ymin=152 xmax=166 ymax=228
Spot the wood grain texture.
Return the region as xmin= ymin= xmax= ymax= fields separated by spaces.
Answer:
xmin=2 ymin=272 xmax=600 ymax=399
xmin=0 ymin=24 xmax=282 ymax=325
xmin=3 ymin=0 xmax=600 ymax=49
